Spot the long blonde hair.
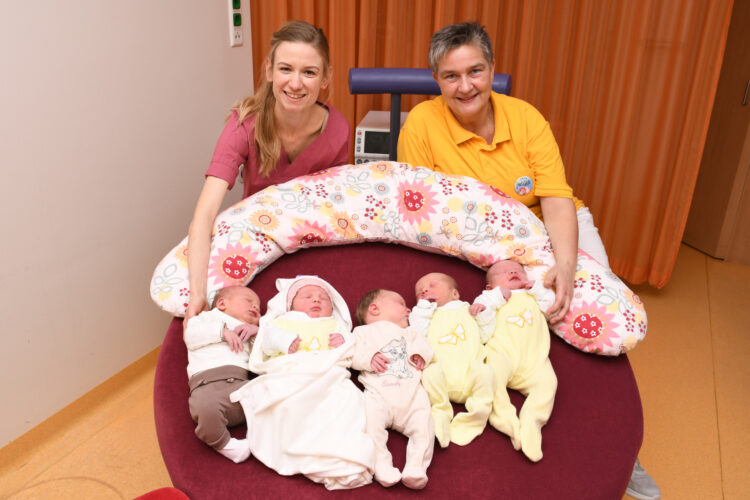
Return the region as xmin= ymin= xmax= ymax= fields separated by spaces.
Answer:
xmin=231 ymin=20 xmax=331 ymax=177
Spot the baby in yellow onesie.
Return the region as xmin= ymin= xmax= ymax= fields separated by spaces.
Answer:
xmin=261 ymin=277 xmax=346 ymax=356
xmin=352 ymin=289 xmax=434 ymax=489
xmin=473 ymin=259 xmax=557 ymax=462
xmin=409 ymin=273 xmax=495 ymax=447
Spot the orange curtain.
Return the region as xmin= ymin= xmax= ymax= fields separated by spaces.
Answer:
xmin=250 ymin=0 xmax=733 ymax=287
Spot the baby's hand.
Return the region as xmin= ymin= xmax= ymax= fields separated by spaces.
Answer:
xmin=370 ymin=352 xmax=390 ymax=373
xmin=469 ymin=303 xmax=485 ymax=316
xmin=416 ymin=299 xmax=438 ymax=311
xmin=234 ymin=324 xmax=258 ymax=342
xmin=288 ymin=336 xmax=301 ymax=354
xmin=410 ymin=354 xmax=426 ymax=370
xmin=223 ymin=327 xmax=245 ymax=354
xmin=328 ymin=333 xmax=345 ymax=348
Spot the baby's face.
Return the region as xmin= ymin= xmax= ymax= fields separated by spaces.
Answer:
xmin=291 ymin=285 xmax=333 ymax=318
xmin=373 ymin=290 xmax=411 ymax=328
xmin=414 ymin=272 xmax=460 ymax=307
xmin=222 ymin=288 xmax=261 ymax=325
xmin=487 ymin=260 xmax=528 ymax=290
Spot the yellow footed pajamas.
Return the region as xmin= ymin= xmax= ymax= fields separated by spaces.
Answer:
xmin=480 ymin=289 xmax=557 ymax=462
xmin=410 ymin=300 xmax=495 ymax=447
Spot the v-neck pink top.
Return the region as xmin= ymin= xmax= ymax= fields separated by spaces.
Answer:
xmin=205 ymin=102 xmax=351 ymax=199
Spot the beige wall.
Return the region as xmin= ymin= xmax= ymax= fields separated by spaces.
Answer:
xmin=0 ymin=1 xmax=253 ymax=447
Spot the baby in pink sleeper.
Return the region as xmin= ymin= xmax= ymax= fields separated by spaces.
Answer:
xmin=351 ymin=289 xmax=435 ymax=490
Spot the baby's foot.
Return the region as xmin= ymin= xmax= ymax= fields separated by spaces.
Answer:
xmin=401 ymin=466 xmax=428 ymax=490
xmin=489 ymin=411 xmax=521 ymax=450
xmin=374 ymin=464 xmax=401 ymax=487
xmin=519 ymin=421 xmax=543 ymax=462
xmin=448 ymin=413 xmax=486 ymax=446
xmin=217 ymin=437 xmax=252 ymax=463
xmin=433 ymin=414 xmax=451 ymax=448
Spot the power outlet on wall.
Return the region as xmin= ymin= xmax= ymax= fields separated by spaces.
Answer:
xmin=232 ymin=26 xmax=243 ymax=47
xmin=228 ymin=0 xmax=243 ymax=47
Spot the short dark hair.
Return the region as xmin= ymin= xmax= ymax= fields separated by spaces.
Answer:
xmin=428 ymin=21 xmax=494 ymax=72
xmin=355 ymin=289 xmax=384 ymax=326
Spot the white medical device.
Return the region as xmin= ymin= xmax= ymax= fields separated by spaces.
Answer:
xmin=354 ymin=110 xmax=409 ymax=164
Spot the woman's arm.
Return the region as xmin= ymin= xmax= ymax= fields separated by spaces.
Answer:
xmin=397 ymin=122 xmax=434 ymax=168
xmin=185 ymin=176 xmax=230 ymax=324
xmin=539 ymin=196 xmax=578 ymax=324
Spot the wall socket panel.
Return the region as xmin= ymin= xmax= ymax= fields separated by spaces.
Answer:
xmin=228 ymin=0 xmax=243 ymax=47
xmin=231 ymin=26 xmax=243 ymax=47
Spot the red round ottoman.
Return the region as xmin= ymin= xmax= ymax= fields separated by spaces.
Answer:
xmin=154 ymin=243 xmax=642 ymax=499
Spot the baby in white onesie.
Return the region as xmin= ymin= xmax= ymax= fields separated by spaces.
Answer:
xmin=184 ymin=285 xmax=260 ymax=463
xmin=352 ymin=289 xmax=434 ymax=489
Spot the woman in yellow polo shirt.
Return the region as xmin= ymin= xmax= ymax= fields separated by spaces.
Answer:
xmin=398 ymin=22 xmax=608 ymax=325
xmin=398 ymin=22 xmax=659 ymax=500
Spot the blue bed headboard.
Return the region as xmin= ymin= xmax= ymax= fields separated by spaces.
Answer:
xmin=348 ymin=68 xmax=512 ymax=160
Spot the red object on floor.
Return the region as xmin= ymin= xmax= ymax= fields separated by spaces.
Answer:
xmin=133 ymin=487 xmax=190 ymax=500
xmin=154 ymin=243 xmax=643 ymax=499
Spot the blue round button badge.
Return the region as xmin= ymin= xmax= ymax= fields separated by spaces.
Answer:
xmin=515 ymin=176 xmax=533 ymax=196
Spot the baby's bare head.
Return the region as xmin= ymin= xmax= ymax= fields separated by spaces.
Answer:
xmin=214 ymin=286 xmax=261 ymax=325
xmin=414 ymin=272 xmax=460 ymax=307
xmin=486 ymin=260 xmax=528 ymax=290
xmin=357 ymin=289 xmax=411 ymax=327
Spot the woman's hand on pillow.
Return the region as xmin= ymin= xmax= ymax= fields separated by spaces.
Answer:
xmin=543 ymin=263 xmax=573 ymax=324
xmin=184 ymin=295 xmax=208 ymax=331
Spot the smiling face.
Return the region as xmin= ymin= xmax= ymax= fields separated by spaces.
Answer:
xmin=266 ymin=41 xmax=329 ymax=114
xmin=291 ymin=284 xmax=333 ymax=318
xmin=487 ymin=260 xmax=528 ymax=291
xmin=433 ymin=43 xmax=495 ymax=127
xmin=371 ymin=290 xmax=411 ymax=328
xmin=217 ymin=287 xmax=261 ymax=325
xmin=415 ymin=273 xmax=460 ymax=307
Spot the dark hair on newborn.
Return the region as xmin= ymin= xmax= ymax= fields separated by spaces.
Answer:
xmin=355 ymin=289 xmax=384 ymax=326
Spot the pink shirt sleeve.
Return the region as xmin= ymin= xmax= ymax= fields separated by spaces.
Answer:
xmin=205 ymin=111 xmax=251 ymax=191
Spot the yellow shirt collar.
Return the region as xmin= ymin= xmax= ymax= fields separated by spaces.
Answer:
xmin=441 ymin=92 xmax=511 ymax=146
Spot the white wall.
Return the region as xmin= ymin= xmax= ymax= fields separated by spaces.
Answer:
xmin=0 ymin=1 xmax=253 ymax=447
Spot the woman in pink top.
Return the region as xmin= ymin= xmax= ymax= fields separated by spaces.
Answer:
xmin=185 ymin=20 xmax=351 ymax=323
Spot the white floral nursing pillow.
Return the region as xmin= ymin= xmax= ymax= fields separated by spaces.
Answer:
xmin=151 ymin=162 xmax=646 ymax=355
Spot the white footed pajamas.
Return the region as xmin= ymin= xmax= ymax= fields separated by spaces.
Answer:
xmin=231 ymin=276 xmax=374 ymax=489
xmin=352 ymin=322 xmax=434 ymax=489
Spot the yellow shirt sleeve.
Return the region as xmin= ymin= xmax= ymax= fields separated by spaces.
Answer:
xmin=398 ymin=113 xmax=435 ymax=169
